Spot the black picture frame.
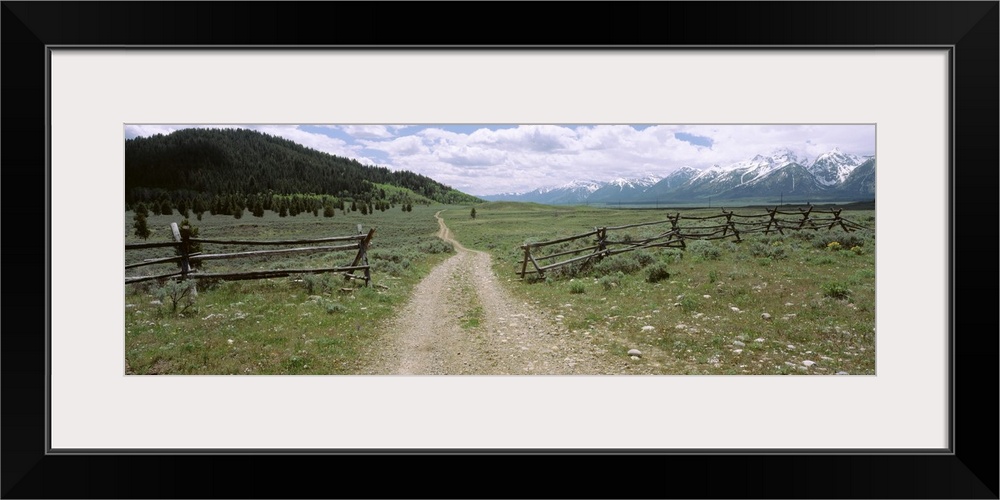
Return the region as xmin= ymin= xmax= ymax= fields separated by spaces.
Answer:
xmin=3 ymin=2 xmax=997 ymax=498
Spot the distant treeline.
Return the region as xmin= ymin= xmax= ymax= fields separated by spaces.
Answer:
xmin=125 ymin=128 xmax=480 ymax=211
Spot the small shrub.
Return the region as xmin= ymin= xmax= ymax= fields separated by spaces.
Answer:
xmin=822 ymin=282 xmax=852 ymax=300
xmin=660 ymin=249 xmax=684 ymax=264
xmin=127 ymin=280 xmax=155 ymax=295
xmin=598 ymin=271 xmax=625 ymax=290
xmin=812 ymin=231 xmax=868 ymax=250
xmin=302 ymin=274 xmax=335 ymax=295
xmin=826 ymin=241 xmax=842 ymax=251
xmin=419 ymin=239 xmax=453 ymax=254
xmin=198 ymin=277 xmax=224 ymax=291
xmin=371 ymin=250 xmax=418 ymax=264
xmin=686 ymin=240 xmax=721 ymax=261
xmin=680 ymin=295 xmax=698 ymax=312
xmin=569 ymin=282 xmax=586 ymax=294
xmin=379 ymin=261 xmax=409 ymax=277
xmin=708 ymin=270 xmax=718 ymax=283
xmin=634 ymin=250 xmax=656 ymax=268
xmin=749 ymin=241 xmax=787 ymax=260
xmin=646 ymin=263 xmax=671 ymax=283
xmin=851 ymin=245 xmax=864 ymax=255
xmin=324 ymin=301 xmax=347 ymax=314
xmin=810 ymin=255 xmax=837 ymax=265
xmin=592 ymin=253 xmax=646 ymax=275
xmin=548 ymin=260 xmax=588 ymax=279
xmin=153 ymin=279 xmax=197 ymax=314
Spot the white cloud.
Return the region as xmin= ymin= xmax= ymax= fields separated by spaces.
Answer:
xmin=124 ymin=125 xmax=185 ymax=139
xmin=336 ymin=125 xmax=396 ymax=139
xmin=126 ymin=123 xmax=875 ymax=197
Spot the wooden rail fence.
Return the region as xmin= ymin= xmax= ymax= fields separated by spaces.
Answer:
xmin=518 ymin=207 xmax=869 ymax=279
xmin=125 ymin=222 xmax=376 ymax=286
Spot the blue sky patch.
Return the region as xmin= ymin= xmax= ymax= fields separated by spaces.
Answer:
xmin=675 ymin=132 xmax=714 ymax=148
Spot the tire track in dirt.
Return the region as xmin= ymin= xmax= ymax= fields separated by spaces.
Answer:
xmin=363 ymin=210 xmax=646 ymax=375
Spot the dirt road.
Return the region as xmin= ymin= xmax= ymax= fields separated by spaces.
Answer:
xmin=362 ymin=211 xmax=642 ymax=375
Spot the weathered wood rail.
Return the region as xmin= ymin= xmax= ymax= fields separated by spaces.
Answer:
xmin=125 ymin=222 xmax=376 ymax=286
xmin=518 ymin=207 xmax=869 ymax=279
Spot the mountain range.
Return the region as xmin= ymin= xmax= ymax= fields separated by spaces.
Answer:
xmin=482 ymin=148 xmax=875 ymax=205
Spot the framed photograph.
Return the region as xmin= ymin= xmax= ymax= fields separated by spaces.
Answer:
xmin=5 ymin=2 xmax=996 ymax=498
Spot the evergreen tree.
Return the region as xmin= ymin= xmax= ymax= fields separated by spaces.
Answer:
xmin=323 ymin=203 xmax=335 ymax=217
xmin=192 ymin=196 xmax=206 ymax=218
xmin=471 ymin=207 xmax=477 ymax=219
xmin=350 ymin=200 xmax=357 ymax=212
xmin=132 ymin=204 xmax=151 ymax=240
xmin=360 ymin=203 xmax=368 ymax=215
xmin=159 ymin=199 xmax=173 ymax=216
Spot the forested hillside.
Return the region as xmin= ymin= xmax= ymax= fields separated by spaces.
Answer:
xmin=125 ymin=128 xmax=480 ymax=214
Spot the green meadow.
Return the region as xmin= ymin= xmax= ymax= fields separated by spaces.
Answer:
xmin=445 ymin=202 xmax=876 ymax=375
xmin=124 ymin=201 xmax=876 ymax=375
xmin=124 ymin=205 xmax=453 ymax=375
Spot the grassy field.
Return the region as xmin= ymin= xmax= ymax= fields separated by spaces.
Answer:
xmin=124 ymin=204 xmax=454 ymax=374
xmin=124 ymin=201 xmax=876 ymax=375
xmin=444 ymin=202 xmax=877 ymax=375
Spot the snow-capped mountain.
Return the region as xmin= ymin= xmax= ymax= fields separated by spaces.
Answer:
xmin=481 ymin=148 xmax=876 ymax=205
xmin=587 ymin=174 xmax=662 ymax=203
xmin=837 ymin=157 xmax=876 ymax=197
xmin=807 ymin=148 xmax=866 ymax=186
xmin=482 ymin=179 xmax=603 ymax=204
xmin=701 ymin=149 xmax=807 ymax=189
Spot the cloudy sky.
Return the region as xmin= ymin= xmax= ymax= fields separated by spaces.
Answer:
xmin=125 ymin=124 xmax=875 ymax=196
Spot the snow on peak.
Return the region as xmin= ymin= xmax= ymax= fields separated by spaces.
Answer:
xmin=552 ymin=179 xmax=603 ymax=193
xmin=813 ymin=148 xmax=863 ymax=166
xmin=607 ymin=173 xmax=662 ymax=188
xmin=808 ymin=149 xmax=867 ymax=186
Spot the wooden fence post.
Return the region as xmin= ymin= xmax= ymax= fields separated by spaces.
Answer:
xmin=830 ymin=208 xmax=852 ymax=232
xmin=766 ymin=208 xmax=784 ymax=235
xmin=797 ymin=206 xmax=817 ymax=230
xmin=171 ymin=222 xmax=196 ymax=296
xmin=722 ymin=210 xmax=741 ymax=242
xmin=520 ymin=245 xmax=530 ymax=279
xmin=171 ymin=222 xmax=190 ymax=279
xmin=346 ymin=228 xmax=376 ymax=286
